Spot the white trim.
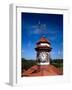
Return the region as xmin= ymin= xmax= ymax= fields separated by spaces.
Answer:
xmin=9 ymin=4 xmax=17 ymax=86
xmin=37 ymin=62 xmax=50 ymax=65
xmin=40 ymin=43 xmax=50 ymax=47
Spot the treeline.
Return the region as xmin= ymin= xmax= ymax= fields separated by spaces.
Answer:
xmin=50 ymin=59 xmax=63 ymax=68
xmin=21 ymin=58 xmax=37 ymax=71
xmin=21 ymin=58 xmax=63 ymax=71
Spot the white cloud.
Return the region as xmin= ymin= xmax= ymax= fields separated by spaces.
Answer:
xmin=27 ymin=41 xmax=31 ymax=47
xmin=30 ymin=22 xmax=47 ymax=34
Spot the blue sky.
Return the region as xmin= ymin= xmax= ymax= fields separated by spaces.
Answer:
xmin=21 ymin=12 xmax=63 ymax=60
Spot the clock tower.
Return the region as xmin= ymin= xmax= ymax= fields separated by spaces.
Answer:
xmin=22 ymin=36 xmax=62 ymax=76
xmin=35 ymin=36 xmax=52 ymax=65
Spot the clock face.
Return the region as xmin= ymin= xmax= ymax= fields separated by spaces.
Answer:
xmin=39 ymin=52 xmax=48 ymax=62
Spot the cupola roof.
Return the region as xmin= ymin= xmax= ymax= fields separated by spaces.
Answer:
xmin=37 ymin=36 xmax=50 ymax=44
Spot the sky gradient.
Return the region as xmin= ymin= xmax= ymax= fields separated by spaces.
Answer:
xmin=21 ymin=12 xmax=63 ymax=60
